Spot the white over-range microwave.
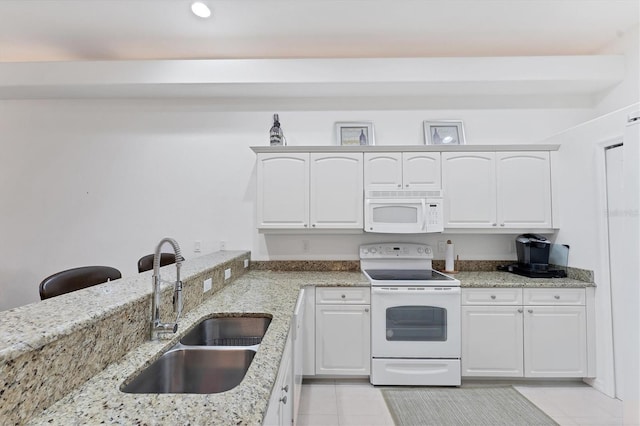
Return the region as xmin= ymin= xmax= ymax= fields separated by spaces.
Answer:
xmin=364 ymin=190 xmax=444 ymax=233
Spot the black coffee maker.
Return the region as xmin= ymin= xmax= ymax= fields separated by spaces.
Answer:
xmin=500 ymin=234 xmax=567 ymax=278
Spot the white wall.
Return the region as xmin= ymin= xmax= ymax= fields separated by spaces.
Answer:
xmin=0 ymin=101 xmax=591 ymax=311
xmin=541 ymin=102 xmax=640 ymax=400
xmin=593 ymin=24 xmax=640 ymax=117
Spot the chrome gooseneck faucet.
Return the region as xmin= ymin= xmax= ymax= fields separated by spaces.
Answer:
xmin=150 ymin=237 xmax=184 ymax=340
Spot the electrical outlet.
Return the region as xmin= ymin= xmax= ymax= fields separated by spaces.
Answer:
xmin=224 ymin=268 xmax=231 ymax=280
xmin=220 ymin=240 xmax=226 ymax=251
xmin=194 ymin=240 xmax=201 ymax=253
xmin=302 ymin=240 xmax=309 ymax=252
xmin=244 ymin=259 xmax=249 ymax=268
xmin=437 ymin=241 xmax=446 ymax=253
xmin=203 ymin=278 xmax=212 ymax=292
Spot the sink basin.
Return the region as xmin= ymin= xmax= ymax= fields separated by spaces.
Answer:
xmin=121 ymin=348 xmax=256 ymax=394
xmin=180 ymin=315 xmax=272 ymax=346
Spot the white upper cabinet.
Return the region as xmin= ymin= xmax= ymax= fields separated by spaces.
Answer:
xmin=257 ymin=152 xmax=363 ymax=230
xmin=442 ymin=151 xmax=552 ymax=229
xmin=364 ymin=153 xmax=403 ymax=190
xmin=496 ymin=152 xmax=552 ymax=228
xmin=257 ymin=153 xmax=309 ymax=229
xmin=442 ymin=152 xmax=497 ymax=228
xmin=365 ymin=152 xmax=441 ymax=191
xmin=310 ymin=153 xmax=363 ymax=229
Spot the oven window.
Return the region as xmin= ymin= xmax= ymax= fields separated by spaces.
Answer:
xmin=372 ymin=206 xmax=417 ymax=223
xmin=385 ymin=305 xmax=447 ymax=341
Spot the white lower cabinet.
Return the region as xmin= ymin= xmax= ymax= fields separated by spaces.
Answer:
xmin=524 ymin=306 xmax=587 ymax=377
xmin=264 ymin=335 xmax=293 ymax=426
xmin=315 ymin=287 xmax=371 ymax=376
xmin=461 ymin=305 xmax=524 ymax=377
xmin=461 ymin=287 xmax=589 ymax=378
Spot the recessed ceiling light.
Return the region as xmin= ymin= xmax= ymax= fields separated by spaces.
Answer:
xmin=191 ymin=2 xmax=211 ymax=18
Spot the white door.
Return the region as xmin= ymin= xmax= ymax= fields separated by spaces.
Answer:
xmin=402 ymin=152 xmax=441 ymax=190
xmin=497 ymin=152 xmax=552 ymax=228
xmin=315 ymin=304 xmax=371 ymax=375
xmin=606 ymin=144 xmax=626 ymax=399
xmin=364 ymin=152 xmax=402 ymax=190
xmin=461 ymin=306 xmax=524 ymax=377
xmin=256 ymin=153 xmax=309 ymax=229
xmin=523 ymin=306 xmax=587 ymax=377
xmin=442 ymin=152 xmax=496 ymax=228
xmin=310 ymin=153 xmax=363 ymax=229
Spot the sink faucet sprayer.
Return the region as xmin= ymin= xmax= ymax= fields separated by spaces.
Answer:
xmin=150 ymin=237 xmax=184 ymax=340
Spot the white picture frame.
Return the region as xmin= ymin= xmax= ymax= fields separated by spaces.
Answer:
xmin=335 ymin=122 xmax=375 ymax=146
xmin=423 ymin=120 xmax=465 ymax=145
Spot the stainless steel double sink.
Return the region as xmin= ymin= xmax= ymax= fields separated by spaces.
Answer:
xmin=121 ymin=315 xmax=271 ymax=394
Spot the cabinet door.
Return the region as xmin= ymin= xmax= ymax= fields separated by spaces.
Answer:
xmin=257 ymin=153 xmax=309 ymax=229
xmin=497 ymin=152 xmax=552 ymax=228
xmin=310 ymin=153 xmax=364 ymax=229
xmin=461 ymin=306 xmax=524 ymax=377
xmin=302 ymin=286 xmax=316 ymax=376
xmin=524 ymin=306 xmax=587 ymax=377
xmin=402 ymin=152 xmax=441 ymax=190
xmin=315 ymin=304 xmax=370 ymax=375
xmin=264 ymin=335 xmax=293 ymax=426
xmin=364 ymin=153 xmax=402 ymax=190
xmin=442 ymin=152 xmax=497 ymax=228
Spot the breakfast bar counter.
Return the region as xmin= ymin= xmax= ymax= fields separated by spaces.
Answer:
xmin=26 ymin=270 xmax=369 ymax=425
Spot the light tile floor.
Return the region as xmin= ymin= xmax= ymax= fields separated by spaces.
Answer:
xmin=298 ymin=379 xmax=624 ymax=426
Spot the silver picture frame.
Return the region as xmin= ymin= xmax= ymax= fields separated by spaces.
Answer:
xmin=335 ymin=122 xmax=375 ymax=146
xmin=423 ymin=120 xmax=465 ymax=145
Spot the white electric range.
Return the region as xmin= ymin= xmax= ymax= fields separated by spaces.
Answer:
xmin=360 ymin=242 xmax=461 ymax=386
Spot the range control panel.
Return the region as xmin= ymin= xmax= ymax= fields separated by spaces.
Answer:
xmin=359 ymin=243 xmax=434 ymax=259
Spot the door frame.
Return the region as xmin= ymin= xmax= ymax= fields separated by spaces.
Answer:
xmin=584 ymin=137 xmax=623 ymax=398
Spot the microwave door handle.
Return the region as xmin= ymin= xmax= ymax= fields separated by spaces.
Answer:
xmin=421 ymin=199 xmax=427 ymax=231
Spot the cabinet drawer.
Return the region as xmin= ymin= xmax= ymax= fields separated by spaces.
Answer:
xmin=316 ymin=287 xmax=371 ymax=304
xmin=462 ymin=288 xmax=522 ymax=305
xmin=524 ymin=288 xmax=586 ymax=306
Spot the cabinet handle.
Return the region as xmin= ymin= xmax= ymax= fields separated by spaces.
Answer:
xmin=490 ymin=295 xmax=496 ymax=300
xmin=312 ymin=224 xmax=316 ymax=227
xmin=304 ymin=224 xmax=308 ymax=228
xmin=405 ymin=184 xmax=409 ymax=187
xmin=517 ymin=308 xmax=523 ymax=313
xmin=397 ymin=184 xmax=402 ymax=188
xmin=341 ymin=294 xmax=346 ymax=299
xmin=282 ymin=385 xmax=289 ymax=392
xmin=492 ymin=223 xmax=497 ymax=227
xmin=554 ymin=295 xmax=560 ymax=299
xmin=280 ymin=396 xmax=287 ymax=404
xmin=364 ymin=308 xmax=369 ymax=312
xmin=528 ymin=309 xmax=533 ymax=313
xmin=500 ymin=224 xmax=505 ymax=227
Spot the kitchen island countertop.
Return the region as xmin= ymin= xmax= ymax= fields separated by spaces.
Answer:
xmin=28 ymin=270 xmax=369 ymax=425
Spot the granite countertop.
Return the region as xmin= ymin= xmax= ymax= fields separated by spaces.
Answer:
xmin=454 ymin=271 xmax=593 ymax=288
xmin=26 ymin=268 xmax=590 ymax=424
xmin=28 ymin=270 xmax=369 ymax=425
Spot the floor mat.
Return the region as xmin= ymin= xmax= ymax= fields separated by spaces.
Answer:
xmin=381 ymin=386 xmax=558 ymax=426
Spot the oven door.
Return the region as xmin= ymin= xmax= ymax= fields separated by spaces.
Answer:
xmin=371 ymin=286 xmax=460 ymax=358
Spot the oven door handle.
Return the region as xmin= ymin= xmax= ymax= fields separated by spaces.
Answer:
xmin=371 ymin=286 xmax=461 ymax=295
